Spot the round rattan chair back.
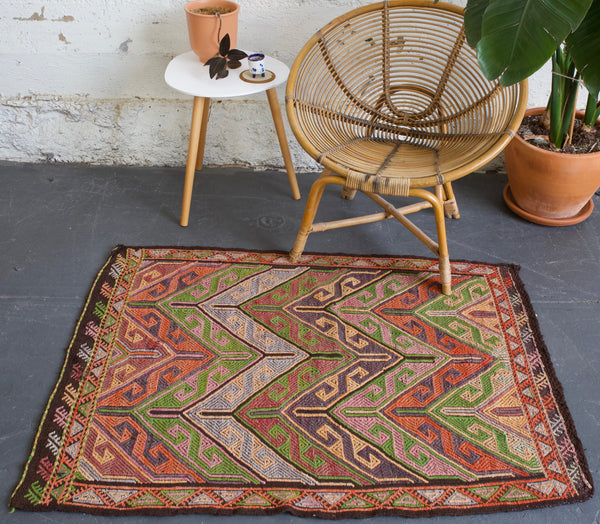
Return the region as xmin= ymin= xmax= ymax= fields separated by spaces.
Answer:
xmin=286 ymin=0 xmax=528 ymax=196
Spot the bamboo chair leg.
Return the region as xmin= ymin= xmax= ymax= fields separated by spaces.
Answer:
xmin=435 ymin=217 xmax=452 ymax=295
xmin=290 ymin=169 xmax=334 ymax=262
xmin=435 ymin=184 xmax=444 ymax=203
xmin=411 ymin=189 xmax=452 ymax=295
xmin=340 ymin=187 xmax=357 ymax=200
xmin=443 ymin=181 xmax=460 ymax=219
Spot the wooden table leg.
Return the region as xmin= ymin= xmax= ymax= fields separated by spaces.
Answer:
xmin=266 ymin=87 xmax=301 ymax=200
xmin=181 ymin=96 xmax=209 ymax=227
xmin=195 ymin=97 xmax=211 ymax=171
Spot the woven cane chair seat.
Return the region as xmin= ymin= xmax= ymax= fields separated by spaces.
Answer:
xmin=286 ymin=0 xmax=527 ymax=295
xmin=286 ymin=0 xmax=527 ymax=196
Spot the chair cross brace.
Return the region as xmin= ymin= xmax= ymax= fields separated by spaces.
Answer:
xmin=289 ymin=169 xmax=455 ymax=294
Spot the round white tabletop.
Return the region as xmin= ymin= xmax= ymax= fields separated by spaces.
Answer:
xmin=164 ymin=51 xmax=289 ymax=98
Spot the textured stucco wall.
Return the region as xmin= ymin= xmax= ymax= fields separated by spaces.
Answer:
xmin=0 ymin=0 xmax=558 ymax=168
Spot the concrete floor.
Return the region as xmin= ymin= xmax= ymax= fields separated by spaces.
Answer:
xmin=1 ymin=161 xmax=598 ymax=523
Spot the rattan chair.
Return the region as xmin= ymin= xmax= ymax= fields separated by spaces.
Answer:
xmin=286 ymin=0 xmax=527 ymax=294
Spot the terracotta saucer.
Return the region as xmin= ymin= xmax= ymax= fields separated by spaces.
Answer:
xmin=503 ymin=184 xmax=594 ymax=226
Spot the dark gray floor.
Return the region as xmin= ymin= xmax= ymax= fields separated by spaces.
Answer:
xmin=1 ymin=161 xmax=598 ymax=523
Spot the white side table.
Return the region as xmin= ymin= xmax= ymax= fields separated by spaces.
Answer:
xmin=165 ymin=51 xmax=301 ymax=226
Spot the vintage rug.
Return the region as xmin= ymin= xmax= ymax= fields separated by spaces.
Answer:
xmin=11 ymin=247 xmax=593 ymax=518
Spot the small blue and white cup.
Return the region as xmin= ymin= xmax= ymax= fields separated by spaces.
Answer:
xmin=248 ymin=53 xmax=266 ymax=78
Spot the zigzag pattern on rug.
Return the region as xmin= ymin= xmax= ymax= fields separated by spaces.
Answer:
xmin=10 ymin=247 xmax=593 ymax=518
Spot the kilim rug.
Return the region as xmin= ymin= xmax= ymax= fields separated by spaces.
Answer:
xmin=11 ymin=247 xmax=593 ymax=518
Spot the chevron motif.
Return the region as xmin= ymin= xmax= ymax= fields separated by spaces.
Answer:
xmin=10 ymin=247 xmax=593 ymax=517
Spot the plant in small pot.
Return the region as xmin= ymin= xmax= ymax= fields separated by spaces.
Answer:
xmin=463 ymin=0 xmax=600 ymax=225
xmin=184 ymin=0 xmax=240 ymax=63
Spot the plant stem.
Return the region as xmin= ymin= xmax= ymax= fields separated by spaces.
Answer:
xmin=583 ymin=92 xmax=600 ymax=127
xmin=563 ymin=79 xmax=579 ymax=147
xmin=549 ymin=50 xmax=565 ymax=147
xmin=549 ymin=47 xmax=580 ymax=149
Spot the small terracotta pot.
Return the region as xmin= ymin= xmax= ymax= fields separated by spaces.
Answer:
xmin=185 ymin=0 xmax=240 ymax=63
xmin=504 ymin=108 xmax=600 ymax=226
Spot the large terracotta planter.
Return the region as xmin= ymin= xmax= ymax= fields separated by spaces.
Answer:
xmin=185 ymin=0 xmax=240 ymax=63
xmin=503 ymin=108 xmax=600 ymax=226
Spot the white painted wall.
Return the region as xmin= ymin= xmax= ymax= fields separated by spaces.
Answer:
xmin=0 ymin=0 xmax=555 ymax=168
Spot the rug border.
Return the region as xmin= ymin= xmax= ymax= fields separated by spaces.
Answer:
xmin=502 ymin=256 xmax=595 ymax=500
xmin=9 ymin=245 xmax=594 ymax=519
xmin=9 ymin=246 xmax=120 ymax=512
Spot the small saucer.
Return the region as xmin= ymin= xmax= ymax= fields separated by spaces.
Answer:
xmin=503 ymin=184 xmax=594 ymax=226
xmin=240 ymin=70 xmax=276 ymax=83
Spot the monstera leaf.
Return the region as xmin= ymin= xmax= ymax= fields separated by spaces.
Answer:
xmin=465 ymin=0 xmax=593 ymax=86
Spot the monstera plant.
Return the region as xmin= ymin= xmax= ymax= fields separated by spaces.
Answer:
xmin=464 ymin=0 xmax=600 ymax=149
